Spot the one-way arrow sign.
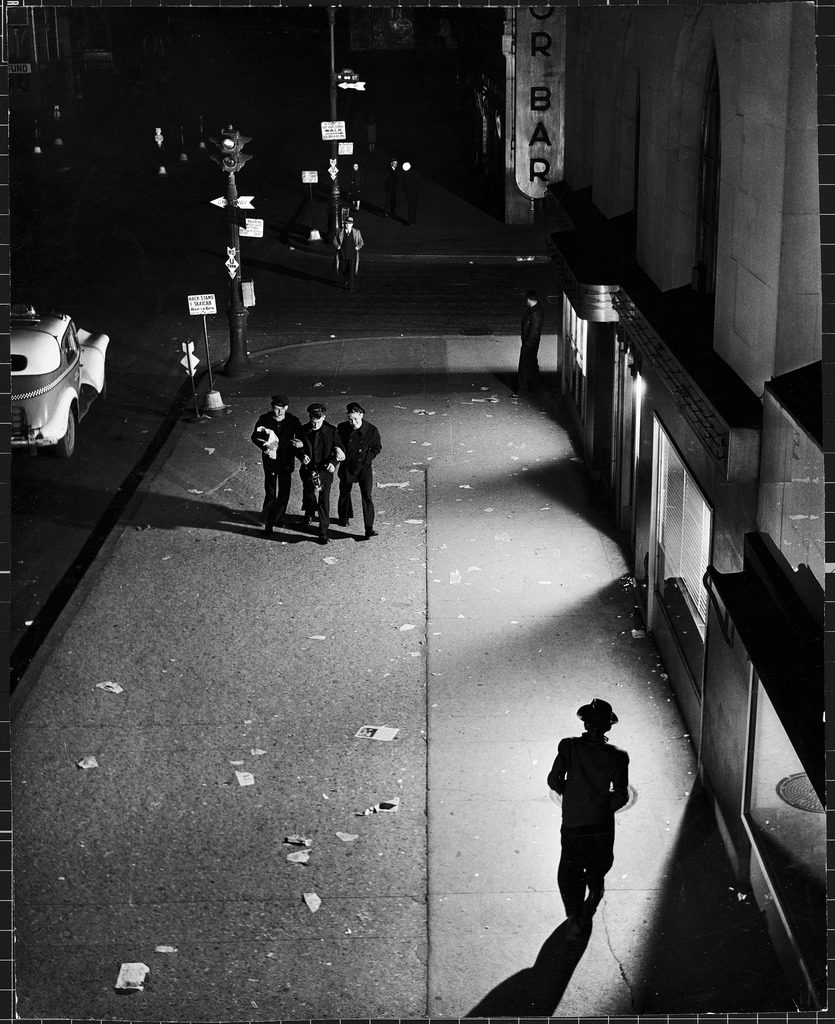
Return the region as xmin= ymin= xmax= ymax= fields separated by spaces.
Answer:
xmin=210 ymin=196 xmax=255 ymax=209
xmin=338 ymin=81 xmax=366 ymax=91
xmin=210 ymin=196 xmax=228 ymax=208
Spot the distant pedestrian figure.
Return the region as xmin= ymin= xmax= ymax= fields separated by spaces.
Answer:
xmin=336 ymin=402 xmax=382 ymax=538
xmin=250 ymin=394 xmax=303 ymax=535
xmin=348 ymin=163 xmax=361 ymax=210
xmin=334 ymin=216 xmax=364 ymax=291
xmin=293 ymin=404 xmax=345 ymax=545
xmin=366 ymin=113 xmax=377 ymax=153
xmin=384 ymin=159 xmax=399 ymax=218
xmin=547 ymin=698 xmax=630 ymax=925
xmin=516 ymin=290 xmax=544 ymax=396
xmin=401 ymin=162 xmax=419 ymax=226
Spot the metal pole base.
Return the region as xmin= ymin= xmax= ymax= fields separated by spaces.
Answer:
xmin=224 ymin=306 xmax=251 ymax=376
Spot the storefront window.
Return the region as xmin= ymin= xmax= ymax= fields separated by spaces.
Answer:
xmin=745 ymin=677 xmax=825 ymax=989
xmin=562 ymin=299 xmax=587 ymax=419
xmin=654 ymin=423 xmax=711 ymax=686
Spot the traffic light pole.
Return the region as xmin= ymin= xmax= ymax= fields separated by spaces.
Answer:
xmin=328 ymin=6 xmax=341 ymax=244
xmin=224 ymin=169 xmax=251 ymax=376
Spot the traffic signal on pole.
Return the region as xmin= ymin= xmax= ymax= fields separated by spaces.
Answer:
xmin=209 ymin=125 xmax=252 ymax=173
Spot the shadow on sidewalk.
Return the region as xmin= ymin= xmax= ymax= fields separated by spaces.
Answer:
xmin=465 ymin=917 xmax=592 ymax=1016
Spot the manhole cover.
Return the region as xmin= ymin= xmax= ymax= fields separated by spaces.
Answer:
xmin=459 ymin=326 xmax=494 ymax=335
xmin=776 ymin=773 xmax=823 ymax=813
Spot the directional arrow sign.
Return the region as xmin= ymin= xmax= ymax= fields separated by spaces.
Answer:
xmin=210 ymin=197 xmax=228 ymax=208
xmin=338 ymin=82 xmax=366 ymax=91
xmin=236 ymin=196 xmax=255 ymax=209
xmin=225 ymin=246 xmax=239 ymax=277
xmin=180 ymin=342 xmax=200 ymax=377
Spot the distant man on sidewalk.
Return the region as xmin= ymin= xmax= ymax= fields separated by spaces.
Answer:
xmin=547 ymin=698 xmax=630 ymax=924
xmin=293 ymin=404 xmax=344 ymax=545
xmin=336 ymin=402 xmax=382 ymax=539
xmin=250 ymin=394 xmax=303 ymax=535
xmin=515 ymin=290 xmax=545 ymax=396
xmin=384 ymin=159 xmax=400 ymax=219
xmin=401 ymin=161 xmax=419 ymax=226
xmin=334 ymin=216 xmax=364 ymax=292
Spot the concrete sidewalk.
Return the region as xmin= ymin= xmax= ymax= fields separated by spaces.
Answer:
xmin=11 ymin=331 xmax=794 ymax=1019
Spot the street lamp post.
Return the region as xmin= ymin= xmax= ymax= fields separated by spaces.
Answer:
xmin=328 ymin=7 xmax=341 ymax=243
xmin=210 ymin=125 xmax=252 ymax=376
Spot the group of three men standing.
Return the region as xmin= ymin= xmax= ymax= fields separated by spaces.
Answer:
xmin=251 ymin=397 xmax=382 ymax=545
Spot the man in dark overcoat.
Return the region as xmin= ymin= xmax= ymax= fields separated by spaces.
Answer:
xmin=250 ymin=394 xmax=303 ymax=534
xmin=293 ymin=403 xmax=345 ymax=544
xmin=516 ymin=290 xmax=545 ymax=396
xmin=336 ymin=402 xmax=382 ymax=538
xmin=384 ymin=159 xmax=400 ymax=219
xmin=547 ymin=698 xmax=630 ymax=927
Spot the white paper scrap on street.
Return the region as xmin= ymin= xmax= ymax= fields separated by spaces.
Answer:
xmin=632 ymin=628 xmax=646 ymax=638
xmin=355 ymin=725 xmax=399 ymax=741
xmin=235 ymin=771 xmax=255 ymax=786
xmin=404 ymin=518 xmax=424 ymax=524
xmin=449 ymin=570 xmax=462 ymax=584
xmin=307 ymin=635 xmax=327 ymax=640
xmin=76 ymin=755 xmax=99 ymax=770
xmin=284 ymin=834 xmax=312 ymax=847
xmin=322 ymin=556 xmax=338 ymax=565
xmin=287 ymin=850 xmax=310 ymax=864
xmin=377 ymin=481 xmax=409 ymax=489
xmin=204 ymin=447 xmax=215 ymax=455
xmin=96 ymin=681 xmax=124 ymax=694
xmin=251 ymin=748 xmax=266 ymax=757
xmin=115 ymin=962 xmax=150 ymax=991
xmin=154 ymin=945 xmax=177 ymax=954
xmin=303 ymin=892 xmax=321 ymax=912
xmin=359 ymin=796 xmax=401 ymax=815
xmin=399 ymin=623 xmax=416 ymax=631
xmin=413 ymin=409 xmax=435 ymax=415
xmin=336 ymin=832 xmax=359 ymax=842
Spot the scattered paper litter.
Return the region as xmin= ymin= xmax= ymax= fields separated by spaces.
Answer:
xmin=307 ymin=635 xmax=327 ymax=640
xmin=404 ymin=518 xmax=424 ymax=525
xmin=377 ymin=482 xmax=409 ymax=489
xmin=631 ymin=629 xmax=646 ymax=639
xmin=336 ymin=832 xmax=359 ymax=842
xmin=303 ymin=892 xmax=321 ymax=912
xmin=187 ymin=489 xmax=204 ymax=494
xmin=235 ymin=771 xmax=255 ymax=786
xmin=312 ymin=381 xmax=324 ymax=388
xmin=449 ymin=570 xmax=462 ymax=584
xmin=494 ymin=532 xmax=512 ymax=542
xmin=358 ymin=797 xmax=401 ymax=815
xmin=413 ymin=409 xmax=435 ymax=415
xmin=466 ymin=566 xmax=482 ymax=573
xmin=483 ymin=507 xmax=494 ymax=512
xmin=154 ymin=945 xmax=177 ymax=954
xmin=230 ymin=760 xmax=245 ymax=766
xmin=459 ymin=484 xmax=472 ymax=489
xmin=355 ymin=725 xmax=399 ymax=741
xmin=538 ymin=580 xmax=552 ymax=585
xmin=251 ymin=748 xmax=266 ymax=756
xmin=420 ymin=442 xmax=432 ymax=447
xmin=204 ymin=448 xmax=215 ymax=455
xmin=76 ymin=755 xmax=98 ymax=770
xmin=570 ymin=457 xmax=583 ymax=463
xmin=399 ymin=623 xmax=416 ymax=631
xmin=284 ymin=835 xmax=312 ymax=847
xmin=287 ymin=850 xmax=310 ymax=864
xmin=115 ymin=963 xmax=149 ymax=991
xmin=322 ymin=556 xmax=338 ymax=565
xmin=96 ymin=681 xmax=124 ymax=694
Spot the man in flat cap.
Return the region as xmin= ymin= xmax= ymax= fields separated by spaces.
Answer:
xmin=547 ymin=698 xmax=630 ymax=926
xmin=250 ymin=394 xmax=303 ymax=535
xmin=336 ymin=402 xmax=382 ymax=539
xmin=293 ymin=403 xmax=344 ymax=544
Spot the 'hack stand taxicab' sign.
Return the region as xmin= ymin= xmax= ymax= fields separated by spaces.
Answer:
xmin=185 ymin=292 xmax=229 ymax=419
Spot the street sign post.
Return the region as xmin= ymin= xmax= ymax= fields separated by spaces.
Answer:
xmin=187 ymin=294 xmax=217 ymax=394
xmin=303 ymin=171 xmax=321 ymax=241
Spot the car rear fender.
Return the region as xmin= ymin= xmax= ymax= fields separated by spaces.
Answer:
xmin=41 ymin=387 xmax=78 ymax=443
xmin=78 ymin=330 xmax=110 ymax=392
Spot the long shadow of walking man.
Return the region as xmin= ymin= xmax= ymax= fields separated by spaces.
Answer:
xmin=466 ymin=917 xmax=592 ymax=1017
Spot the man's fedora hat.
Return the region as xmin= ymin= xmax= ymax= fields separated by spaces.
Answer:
xmin=577 ymin=698 xmax=618 ymax=726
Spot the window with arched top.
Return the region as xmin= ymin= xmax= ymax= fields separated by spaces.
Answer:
xmin=694 ymin=54 xmax=720 ymax=295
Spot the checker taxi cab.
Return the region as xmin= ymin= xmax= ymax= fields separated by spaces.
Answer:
xmin=11 ymin=304 xmax=110 ymax=458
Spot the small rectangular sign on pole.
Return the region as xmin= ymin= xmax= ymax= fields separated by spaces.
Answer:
xmin=239 ymin=218 xmax=264 ymax=238
xmin=320 ymin=120 xmax=346 ymax=141
xmin=302 ymin=170 xmax=319 ymax=184
xmin=188 ymin=293 xmax=217 ymax=316
xmin=338 ymin=141 xmax=354 ymax=156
